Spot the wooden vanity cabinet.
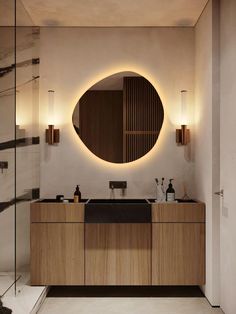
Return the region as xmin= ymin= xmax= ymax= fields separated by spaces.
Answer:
xmin=30 ymin=203 xmax=85 ymax=285
xmin=30 ymin=201 xmax=205 ymax=287
xmin=152 ymin=202 xmax=205 ymax=285
xmin=85 ymin=223 xmax=151 ymax=285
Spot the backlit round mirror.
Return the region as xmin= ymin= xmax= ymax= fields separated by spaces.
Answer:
xmin=72 ymin=71 xmax=164 ymax=163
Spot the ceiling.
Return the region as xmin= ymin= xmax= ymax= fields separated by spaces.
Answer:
xmin=1 ymin=0 xmax=208 ymax=27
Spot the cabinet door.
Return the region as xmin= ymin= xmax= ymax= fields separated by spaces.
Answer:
xmin=31 ymin=223 xmax=84 ymax=285
xmin=85 ymin=223 xmax=151 ymax=285
xmin=152 ymin=223 xmax=205 ymax=285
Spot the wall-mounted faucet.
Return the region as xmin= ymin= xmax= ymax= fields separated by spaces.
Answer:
xmin=109 ymin=181 xmax=127 ymax=198
xmin=109 ymin=181 xmax=127 ymax=189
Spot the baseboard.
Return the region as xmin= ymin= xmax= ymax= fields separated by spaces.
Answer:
xmin=205 ymin=295 xmax=220 ymax=308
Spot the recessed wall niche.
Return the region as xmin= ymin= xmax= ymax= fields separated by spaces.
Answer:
xmin=72 ymin=71 xmax=164 ymax=163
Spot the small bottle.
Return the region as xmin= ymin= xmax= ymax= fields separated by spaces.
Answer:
xmin=166 ymin=179 xmax=175 ymax=202
xmin=74 ymin=185 xmax=81 ymax=203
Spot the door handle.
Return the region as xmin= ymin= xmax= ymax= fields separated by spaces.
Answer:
xmin=214 ymin=189 xmax=224 ymax=197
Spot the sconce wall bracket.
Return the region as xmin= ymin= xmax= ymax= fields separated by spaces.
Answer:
xmin=0 ymin=161 xmax=8 ymax=173
xmin=176 ymin=125 xmax=190 ymax=146
xmin=45 ymin=125 xmax=60 ymax=145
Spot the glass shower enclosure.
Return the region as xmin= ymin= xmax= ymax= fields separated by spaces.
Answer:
xmin=0 ymin=0 xmax=16 ymax=297
xmin=0 ymin=0 xmax=40 ymax=297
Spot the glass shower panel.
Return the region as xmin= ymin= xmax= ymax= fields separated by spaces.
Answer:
xmin=0 ymin=0 xmax=16 ymax=296
xmin=15 ymin=0 xmax=40 ymax=293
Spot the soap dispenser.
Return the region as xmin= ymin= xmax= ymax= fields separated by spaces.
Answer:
xmin=166 ymin=179 xmax=175 ymax=202
xmin=74 ymin=185 xmax=81 ymax=203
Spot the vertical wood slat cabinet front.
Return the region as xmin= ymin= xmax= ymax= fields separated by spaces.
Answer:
xmin=31 ymin=223 xmax=84 ymax=285
xmin=152 ymin=223 xmax=205 ymax=285
xmin=30 ymin=203 xmax=85 ymax=285
xmin=152 ymin=203 xmax=205 ymax=285
xmin=85 ymin=223 xmax=151 ymax=285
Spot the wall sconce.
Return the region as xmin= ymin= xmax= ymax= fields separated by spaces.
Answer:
xmin=176 ymin=90 xmax=190 ymax=145
xmin=16 ymin=90 xmax=26 ymax=139
xmin=45 ymin=90 xmax=60 ymax=145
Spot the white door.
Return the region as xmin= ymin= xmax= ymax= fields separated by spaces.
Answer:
xmin=220 ymin=1 xmax=236 ymax=313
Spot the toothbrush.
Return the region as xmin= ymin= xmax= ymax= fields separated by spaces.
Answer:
xmin=161 ymin=177 xmax=165 ymax=189
xmin=161 ymin=177 xmax=165 ymax=201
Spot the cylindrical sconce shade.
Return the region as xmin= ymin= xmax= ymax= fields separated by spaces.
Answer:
xmin=45 ymin=90 xmax=60 ymax=145
xmin=48 ymin=90 xmax=55 ymax=124
xmin=16 ymin=90 xmax=21 ymax=125
xmin=16 ymin=90 xmax=26 ymax=139
xmin=176 ymin=90 xmax=190 ymax=146
xmin=181 ymin=90 xmax=188 ymax=125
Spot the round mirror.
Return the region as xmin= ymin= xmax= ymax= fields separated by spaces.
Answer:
xmin=72 ymin=71 xmax=164 ymax=163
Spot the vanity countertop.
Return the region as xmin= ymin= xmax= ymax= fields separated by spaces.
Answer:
xmin=36 ymin=198 xmax=88 ymax=203
xmin=35 ymin=198 xmax=199 ymax=204
xmin=32 ymin=199 xmax=203 ymax=224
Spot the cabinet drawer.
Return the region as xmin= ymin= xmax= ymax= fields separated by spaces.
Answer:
xmin=152 ymin=203 xmax=205 ymax=222
xmin=31 ymin=203 xmax=84 ymax=222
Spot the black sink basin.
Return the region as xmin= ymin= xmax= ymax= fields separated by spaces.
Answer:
xmin=88 ymin=199 xmax=148 ymax=204
xmin=85 ymin=199 xmax=151 ymax=223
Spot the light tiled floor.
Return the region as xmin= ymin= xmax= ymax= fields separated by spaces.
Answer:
xmin=39 ymin=298 xmax=224 ymax=314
